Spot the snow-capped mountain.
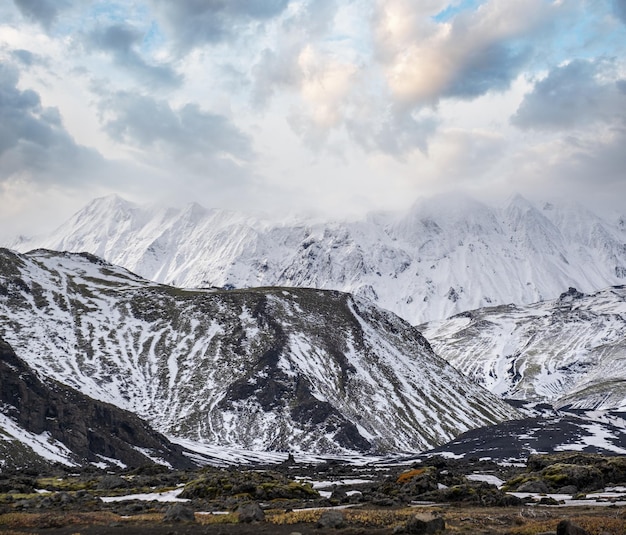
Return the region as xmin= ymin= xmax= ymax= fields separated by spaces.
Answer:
xmin=420 ymin=286 xmax=626 ymax=410
xmin=9 ymin=194 xmax=626 ymax=325
xmin=0 ymin=248 xmax=518 ymax=455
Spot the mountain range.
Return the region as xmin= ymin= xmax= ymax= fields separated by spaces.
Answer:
xmin=421 ymin=285 xmax=626 ymax=410
xmin=0 ymin=248 xmax=518 ymax=459
xmin=10 ymin=193 xmax=626 ymax=325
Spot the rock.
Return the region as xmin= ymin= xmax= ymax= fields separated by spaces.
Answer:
xmin=163 ymin=503 xmax=195 ymax=523
xmin=538 ymin=496 xmax=561 ymax=505
xmin=557 ymin=485 xmax=578 ymax=495
xmin=517 ymin=479 xmax=550 ymax=494
xmin=330 ymin=487 xmax=348 ymax=504
xmin=97 ymin=475 xmax=129 ymax=490
xmin=237 ymin=502 xmax=265 ymax=523
xmin=556 ymin=520 xmax=590 ymax=535
xmin=404 ymin=514 xmax=446 ymax=534
xmin=316 ymin=510 xmax=345 ymax=529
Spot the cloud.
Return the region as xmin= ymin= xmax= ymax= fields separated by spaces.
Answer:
xmin=12 ymin=0 xmax=72 ymax=29
xmin=511 ymin=59 xmax=626 ymax=130
xmin=374 ymin=0 xmax=562 ymax=107
xmin=615 ymin=0 xmax=626 ymax=24
xmin=86 ymin=23 xmax=182 ymax=89
xmin=0 ymin=61 xmax=105 ymax=185
xmin=99 ymin=91 xmax=254 ymax=172
xmin=149 ymin=0 xmax=291 ymax=51
xmin=10 ymin=49 xmax=47 ymax=67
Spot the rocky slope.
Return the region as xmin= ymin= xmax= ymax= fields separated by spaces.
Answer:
xmin=9 ymin=194 xmax=626 ymax=325
xmin=0 ymin=248 xmax=518 ymax=455
xmin=0 ymin=337 xmax=195 ymax=470
xmin=420 ymin=286 xmax=626 ymax=409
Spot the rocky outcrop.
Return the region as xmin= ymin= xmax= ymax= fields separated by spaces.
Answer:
xmin=0 ymin=337 xmax=195 ymax=469
xmin=504 ymin=453 xmax=626 ymax=494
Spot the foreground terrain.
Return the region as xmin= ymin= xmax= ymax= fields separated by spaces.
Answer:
xmin=2 ymin=453 xmax=626 ymax=534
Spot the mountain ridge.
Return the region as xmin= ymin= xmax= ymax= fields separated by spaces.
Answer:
xmin=9 ymin=193 xmax=626 ymax=324
xmin=420 ymin=285 xmax=626 ymax=410
xmin=0 ymin=248 xmax=519 ymax=455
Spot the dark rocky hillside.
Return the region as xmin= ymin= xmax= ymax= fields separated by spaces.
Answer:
xmin=0 ymin=337 xmax=195 ymax=470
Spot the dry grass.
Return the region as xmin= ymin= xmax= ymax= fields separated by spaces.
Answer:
xmin=195 ymin=512 xmax=239 ymax=524
xmin=507 ymin=513 xmax=626 ymax=535
xmin=267 ymin=506 xmax=437 ymax=528
xmin=0 ymin=511 xmax=119 ymax=529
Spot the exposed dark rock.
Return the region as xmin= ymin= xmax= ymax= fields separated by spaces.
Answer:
xmin=517 ymin=479 xmax=550 ymax=493
xmin=538 ymin=496 xmax=561 ymax=505
xmin=237 ymin=502 xmax=265 ymax=523
xmin=0 ymin=337 xmax=195 ymax=469
xmin=422 ymin=482 xmax=522 ymax=507
xmin=556 ymin=519 xmax=590 ymax=535
xmin=329 ymin=486 xmax=348 ymax=504
xmin=179 ymin=468 xmax=319 ymax=501
xmin=558 ymin=287 xmax=585 ymax=301
xmin=403 ymin=514 xmax=445 ymax=534
xmin=316 ymin=509 xmax=345 ymax=529
xmin=97 ymin=475 xmax=129 ymax=490
xmin=163 ymin=503 xmax=195 ymax=523
xmin=505 ymin=453 xmax=626 ymax=494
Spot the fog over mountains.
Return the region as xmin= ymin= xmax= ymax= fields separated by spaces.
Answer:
xmin=11 ymin=193 xmax=626 ymax=325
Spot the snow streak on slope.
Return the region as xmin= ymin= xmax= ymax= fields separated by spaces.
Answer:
xmin=420 ymin=286 xmax=626 ymax=409
xmin=0 ymin=249 xmax=518 ymax=455
xmin=0 ymin=413 xmax=78 ymax=467
xmin=9 ymin=194 xmax=626 ymax=324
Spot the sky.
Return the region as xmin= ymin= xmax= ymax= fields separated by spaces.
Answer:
xmin=0 ymin=0 xmax=625 ymax=239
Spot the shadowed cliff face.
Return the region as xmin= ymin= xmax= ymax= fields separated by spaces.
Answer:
xmin=0 ymin=337 xmax=196 ymax=469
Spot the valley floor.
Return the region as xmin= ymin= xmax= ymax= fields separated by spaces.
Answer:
xmin=2 ymin=505 xmax=626 ymax=535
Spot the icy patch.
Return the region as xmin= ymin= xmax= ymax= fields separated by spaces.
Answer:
xmin=131 ymin=446 xmax=172 ymax=468
xmin=171 ymin=437 xmax=385 ymax=466
xmin=466 ymin=474 xmax=505 ymax=487
xmin=554 ymin=423 xmax=626 ymax=454
xmin=101 ymin=488 xmax=188 ymax=503
xmin=93 ymin=454 xmax=127 ymax=469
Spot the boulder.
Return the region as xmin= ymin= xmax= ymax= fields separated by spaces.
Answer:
xmin=556 ymin=520 xmax=589 ymax=535
xmin=163 ymin=503 xmax=195 ymax=523
xmin=237 ymin=502 xmax=265 ymax=523
xmin=404 ymin=514 xmax=446 ymax=534
xmin=316 ymin=510 xmax=345 ymax=529
xmin=517 ymin=479 xmax=550 ymax=494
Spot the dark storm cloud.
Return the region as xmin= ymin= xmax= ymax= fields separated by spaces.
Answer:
xmin=101 ymin=91 xmax=253 ymax=163
xmin=0 ymin=62 xmax=104 ymax=183
xmin=87 ymin=23 xmax=182 ymax=89
xmin=511 ymin=59 xmax=626 ymax=130
xmin=444 ymin=42 xmax=530 ymax=99
xmin=12 ymin=0 xmax=72 ymax=29
xmin=614 ymin=0 xmax=626 ymax=24
xmin=149 ymin=0 xmax=291 ymax=50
